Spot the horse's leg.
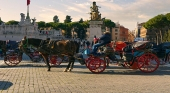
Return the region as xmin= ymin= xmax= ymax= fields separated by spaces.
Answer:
xmin=68 ymin=56 xmax=75 ymax=72
xmin=42 ymin=54 xmax=51 ymax=71
xmin=63 ymin=56 xmax=72 ymax=72
xmin=104 ymin=57 xmax=110 ymax=67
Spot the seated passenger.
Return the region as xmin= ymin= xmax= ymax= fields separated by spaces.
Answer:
xmin=91 ymin=31 xmax=111 ymax=56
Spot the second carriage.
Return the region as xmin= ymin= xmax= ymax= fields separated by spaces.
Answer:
xmin=85 ymin=41 xmax=160 ymax=74
xmin=0 ymin=40 xmax=23 ymax=66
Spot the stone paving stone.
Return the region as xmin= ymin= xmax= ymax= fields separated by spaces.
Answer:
xmin=1 ymin=53 xmax=170 ymax=93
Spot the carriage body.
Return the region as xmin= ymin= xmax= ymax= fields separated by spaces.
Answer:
xmin=86 ymin=41 xmax=160 ymax=73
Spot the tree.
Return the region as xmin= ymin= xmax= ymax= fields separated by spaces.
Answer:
xmin=104 ymin=19 xmax=115 ymax=33
xmin=63 ymin=15 xmax=72 ymax=38
xmin=163 ymin=30 xmax=170 ymax=42
xmin=0 ymin=17 xmax=3 ymax=25
xmin=37 ymin=21 xmax=46 ymax=29
xmin=46 ymin=22 xmax=55 ymax=28
xmin=165 ymin=13 xmax=170 ymax=29
xmin=144 ymin=14 xmax=167 ymax=44
xmin=5 ymin=20 xmax=19 ymax=25
xmin=64 ymin=15 xmax=72 ymax=23
xmin=53 ymin=15 xmax=59 ymax=23
xmin=79 ymin=18 xmax=83 ymax=23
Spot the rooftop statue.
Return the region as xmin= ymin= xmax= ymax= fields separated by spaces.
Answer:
xmin=90 ymin=1 xmax=101 ymax=20
xmin=20 ymin=13 xmax=25 ymax=22
xmin=32 ymin=17 xmax=36 ymax=24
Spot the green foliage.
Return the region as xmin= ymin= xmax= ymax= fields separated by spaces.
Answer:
xmin=104 ymin=19 xmax=115 ymax=28
xmin=5 ymin=20 xmax=19 ymax=25
xmin=0 ymin=18 xmax=3 ymax=25
xmin=64 ymin=15 xmax=72 ymax=23
xmin=165 ymin=13 xmax=170 ymax=27
xmin=79 ymin=18 xmax=83 ymax=23
xmin=37 ymin=21 xmax=46 ymax=29
xmin=165 ymin=13 xmax=170 ymax=21
xmin=144 ymin=14 xmax=169 ymax=43
xmin=162 ymin=30 xmax=170 ymax=42
xmin=53 ymin=15 xmax=59 ymax=23
xmin=104 ymin=19 xmax=115 ymax=33
xmin=46 ymin=22 xmax=55 ymax=28
xmin=144 ymin=14 xmax=167 ymax=29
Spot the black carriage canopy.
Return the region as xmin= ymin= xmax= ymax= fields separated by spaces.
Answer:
xmin=123 ymin=41 xmax=153 ymax=52
xmin=132 ymin=41 xmax=149 ymax=48
xmin=6 ymin=40 xmax=19 ymax=50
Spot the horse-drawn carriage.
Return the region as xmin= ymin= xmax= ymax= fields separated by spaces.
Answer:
xmin=0 ymin=40 xmax=22 ymax=66
xmin=19 ymin=36 xmax=81 ymax=71
xmin=85 ymin=41 xmax=160 ymax=73
xmin=17 ymin=36 xmax=170 ymax=74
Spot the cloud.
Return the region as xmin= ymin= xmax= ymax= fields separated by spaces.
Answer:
xmin=91 ymin=0 xmax=170 ymax=30
xmin=138 ymin=14 xmax=150 ymax=19
xmin=64 ymin=5 xmax=83 ymax=13
xmin=36 ymin=7 xmax=66 ymax=22
xmin=33 ymin=0 xmax=170 ymax=30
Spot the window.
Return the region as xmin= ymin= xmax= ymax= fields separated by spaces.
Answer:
xmin=115 ymin=37 xmax=117 ymax=40
xmin=115 ymin=33 xmax=118 ymax=35
xmin=115 ymin=29 xmax=118 ymax=32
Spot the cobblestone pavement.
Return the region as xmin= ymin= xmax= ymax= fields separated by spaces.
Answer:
xmin=0 ymin=54 xmax=170 ymax=93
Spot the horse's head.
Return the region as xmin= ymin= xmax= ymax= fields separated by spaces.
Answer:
xmin=19 ymin=36 xmax=44 ymax=55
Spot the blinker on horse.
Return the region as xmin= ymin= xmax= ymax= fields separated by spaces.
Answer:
xmin=19 ymin=36 xmax=81 ymax=72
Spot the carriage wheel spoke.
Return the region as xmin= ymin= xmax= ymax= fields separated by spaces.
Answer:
xmin=137 ymin=53 xmax=159 ymax=73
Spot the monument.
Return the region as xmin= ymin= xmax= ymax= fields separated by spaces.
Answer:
xmin=88 ymin=1 xmax=104 ymax=41
xmin=0 ymin=1 xmax=63 ymax=41
xmin=0 ymin=13 xmax=39 ymax=41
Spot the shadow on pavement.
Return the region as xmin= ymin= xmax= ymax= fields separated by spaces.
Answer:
xmin=0 ymin=81 xmax=13 ymax=90
xmin=1 ymin=60 xmax=170 ymax=76
xmin=72 ymin=65 xmax=170 ymax=76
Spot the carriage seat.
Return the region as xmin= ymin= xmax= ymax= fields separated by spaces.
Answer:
xmin=123 ymin=44 xmax=133 ymax=53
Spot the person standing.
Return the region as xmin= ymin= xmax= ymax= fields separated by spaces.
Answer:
xmin=86 ymin=40 xmax=91 ymax=48
xmin=93 ymin=35 xmax=99 ymax=44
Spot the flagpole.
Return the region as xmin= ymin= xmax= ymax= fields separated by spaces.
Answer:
xmin=26 ymin=5 xmax=30 ymax=19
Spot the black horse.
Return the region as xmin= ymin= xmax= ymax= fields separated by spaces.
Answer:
xmin=19 ymin=36 xmax=83 ymax=72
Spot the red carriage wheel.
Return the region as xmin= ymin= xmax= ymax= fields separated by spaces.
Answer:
xmin=4 ymin=55 xmax=21 ymax=66
xmin=88 ymin=57 xmax=106 ymax=74
xmin=56 ymin=57 xmax=62 ymax=65
xmin=85 ymin=56 xmax=94 ymax=68
xmin=49 ymin=55 xmax=62 ymax=66
xmin=137 ymin=53 xmax=160 ymax=73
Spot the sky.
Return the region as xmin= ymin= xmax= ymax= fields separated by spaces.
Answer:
xmin=0 ymin=0 xmax=170 ymax=31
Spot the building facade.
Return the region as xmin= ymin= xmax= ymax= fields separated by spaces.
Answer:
xmin=108 ymin=22 xmax=129 ymax=41
xmin=0 ymin=13 xmax=63 ymax=41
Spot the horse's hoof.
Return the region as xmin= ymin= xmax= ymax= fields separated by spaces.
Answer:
xmin=68 ymin=68 xmax=72 ymax=72
xmin=63 ymin=69 xmax=67 ymax=72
